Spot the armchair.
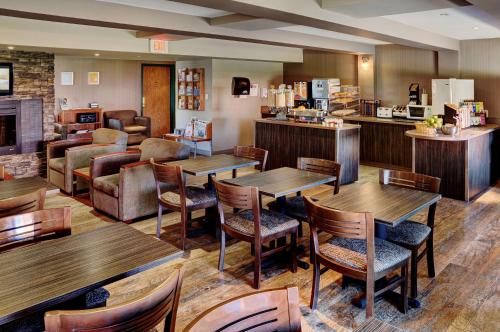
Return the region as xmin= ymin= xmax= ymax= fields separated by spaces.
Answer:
xmin=47 ymin=128 xmax=128 ymax=195
xmin=90 ymin=138 xmax=191 ymax=222
xmin=103 ymin=110 xmax=151 ymax=145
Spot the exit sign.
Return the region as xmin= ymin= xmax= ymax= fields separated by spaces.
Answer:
xmin=150 ymin=39 xmax=168 ymax=54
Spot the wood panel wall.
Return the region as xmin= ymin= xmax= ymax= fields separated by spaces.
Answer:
xmin=375 ymin=45 xmax=437 ymax=106
xmin=283 ymin=50 xmax=357 ymax=85
xmin=460 ymin=38 xmax=500 ymax=124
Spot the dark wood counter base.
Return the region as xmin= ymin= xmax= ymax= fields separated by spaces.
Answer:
xmin=411 ymin=130 xmax=498 ymax=201
xmin=255 ymin=120 xmax=360 ymax=184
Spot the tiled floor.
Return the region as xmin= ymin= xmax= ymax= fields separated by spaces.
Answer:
xmin=44 ymin=165 xmax=500 ymax=331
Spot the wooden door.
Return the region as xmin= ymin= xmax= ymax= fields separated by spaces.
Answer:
xmin=143 ymin=65 xmax=171 ymax=137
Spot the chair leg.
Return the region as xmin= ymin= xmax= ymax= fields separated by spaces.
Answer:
xmin=410 ymin=250 xmax=418 ymax=299
xmin=218 ymin=231 xmax=226 ymax=271
xmin=426 ymin=232 xmax=436 ymax=278
xmin=341 ymin=276 xmax=348 ymax=289
xmin=298 ymin=220 xmax=303 ymax=238
xmin=401 ymin=262 xmax=409 ymax=314
xmin=232 ymin=169 xmax=237 ymax=178
xmin=310 ymin=257 xmax=320 ymax=310
xmin=253 ymin=242 xmax=262 ymax=289
xmin=181 ymin=210 xmax=188 ymax=251
xmin=291 ymin=231 xmax=298 ymax=273
xmin=366 ymin=277 xmax=374 ymax=319
xmin=156 ymin=205 xmax=163 ymax=238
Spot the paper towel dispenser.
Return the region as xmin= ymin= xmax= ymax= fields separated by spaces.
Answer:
xmin=232 ymin=77 xmax=250 ymax=95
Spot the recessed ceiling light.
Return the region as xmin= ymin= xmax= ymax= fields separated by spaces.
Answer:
xmin=473 ymin=26 xmax=479 ymax=30
xmin=7 ymin=46 xmax=14 ymax=50
xmin=440 ymin=13 xmax=449 ymax=16
xmin=94 ymin=53 xmax=100 ymax=57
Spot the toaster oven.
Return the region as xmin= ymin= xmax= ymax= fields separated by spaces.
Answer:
xmin=407 ymin=105 xmax=432 ymax=120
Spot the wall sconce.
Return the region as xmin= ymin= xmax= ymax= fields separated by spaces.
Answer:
xmin=361 ymin=55 xmax=370 ymax=69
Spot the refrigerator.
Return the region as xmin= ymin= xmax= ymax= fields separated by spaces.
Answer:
xmin=431 ymin=79 xmax=474 ymax=115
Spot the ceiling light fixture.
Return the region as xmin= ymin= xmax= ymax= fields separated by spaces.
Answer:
xmin=440 ymin=13 xmax=449 ymax=16
xmin=7 ymin=46 xmax=14 ymax=50
xmin=94 ymin=53 xmax=100 ymax=57
xmin=473 ymin=26 xmax=479 ymax=30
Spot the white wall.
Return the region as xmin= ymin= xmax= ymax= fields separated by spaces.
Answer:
xmin=175 ymin=58 xmax=283 ymax=153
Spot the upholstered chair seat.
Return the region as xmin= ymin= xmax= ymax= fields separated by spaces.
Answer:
xmin=385 ymin=220 xmax=432 ymax=247
xmin=321 ymin=237 xmax=411 ymax=273
xmin=160 ymin=186 xmax=216 ymax=210
xmin=225 ymin=209 xmax=299 ymax=237
xmin=47 ymin=128 xmax=128 ymax=195
xmin=124 ymin=125 xmax=148 ymax=134
xmin=93 ymin=174 xmax=120 ymax=198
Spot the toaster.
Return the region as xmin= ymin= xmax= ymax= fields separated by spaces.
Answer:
xmin=377 ymin=107 xmax=393 ymax=118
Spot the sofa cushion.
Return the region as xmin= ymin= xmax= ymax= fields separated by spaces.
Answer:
xmin=225 ymin=209 xmax=299 ymax=237
xmin=93 ymin=174 xmax=120 ymax=198
xmin=104 ymin=110 xmax=137 ymax=126
xmin=92 ymin=128 xmax=128 ymax=146
xmin=124 ymin=125 xmax=147 ymax=134
xmin=49 ymin=157 xmax=66 ymax=173
xmin=320 ymin=237 xmax=411 ymax=273
xmin=139 ymin=138 xmax=191 ymax=161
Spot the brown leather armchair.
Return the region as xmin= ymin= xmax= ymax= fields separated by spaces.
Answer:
xmin=90 ymin=138 xmax=190 ymax=222
xmin=47 ymin=128 xmax=128 ymax=195
xmin=103 ymin=110 xmax=151 ymax=145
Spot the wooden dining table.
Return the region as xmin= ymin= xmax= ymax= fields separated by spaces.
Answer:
xmin=224 ymin=167 xmax=337 ymax=269
xmin=312 ymin=182 xmax=442 ymax=238
xmin=0 ymin=223 xmax=181 ymax=326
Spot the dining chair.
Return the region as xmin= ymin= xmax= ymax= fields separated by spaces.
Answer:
xmin=0 ymin=164 xmax=4 ymax=180
xmin=0 ymin=188 xmax=46 ymax=219
xmin=0 ymin=207 xmax=71 ymax=252
xmin=269 ymin=157 xmax=342 ymax=237
xmin=304 ymin=196 xmax=410 ymax=318
xmin=45 ymin=265 xmax=184 ymax=332
xmin=150 ymin=159 xmax=217 ymax=250
xmin=232 ymin=145 xmax=268 ymax=178
xmin=184 ymin=286 xmax=302 ymax=332
xmin=213 ymin=177 xmax=299 ymax=289
xmin=379 ymin=169 xmax=441 ymax=299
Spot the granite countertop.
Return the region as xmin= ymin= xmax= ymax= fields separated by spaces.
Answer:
xmin=255 ymin=119 xmax=361 ymax=131
xmin=405 ymin=124 xmax=498 ymax=141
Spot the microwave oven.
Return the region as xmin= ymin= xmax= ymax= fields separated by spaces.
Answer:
xmin=407 ymin=105 xmax=432 ymax=120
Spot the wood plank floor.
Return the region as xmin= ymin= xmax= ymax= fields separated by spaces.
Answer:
xmin=42 ymin=165 xmax=500 ymax=332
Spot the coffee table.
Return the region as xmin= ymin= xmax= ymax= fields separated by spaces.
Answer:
xmin=72 ymin=167 xmax=91 ymax=196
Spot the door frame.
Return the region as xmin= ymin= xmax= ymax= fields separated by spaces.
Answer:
xmin=141 ymin=63 xmax=176 ymax=134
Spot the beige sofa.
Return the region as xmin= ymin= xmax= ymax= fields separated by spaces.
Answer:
xmin=90 ymin=138 xmax=191 ymax=222
xmin=47 ymin=128 xmax=128 ymax=195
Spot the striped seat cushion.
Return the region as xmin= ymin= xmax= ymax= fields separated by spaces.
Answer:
xmin=320 ymin=237 xmax=410 ymax=273
xmin=161 ymin=186 xmax=216 ymax=209
xmin=225 ymin=209 xmax=299 ymax=237
xmin=385 ymin=220 xmax=431 ymax=247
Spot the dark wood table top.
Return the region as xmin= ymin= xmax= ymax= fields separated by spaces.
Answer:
xmin=313 ymin=182 xmax=441 ymax=227
xmin=167 ymin=154 xmax=259 ymax=176
xmin=223 ymin=167 xmax=336 ymax=198
xmin=0 ymin=176 xmax=59 ymax=200
xmin=73 ymin=167 xmax=91 ymax=180
xmin=0 ymin=223 xmax=181 ymax=325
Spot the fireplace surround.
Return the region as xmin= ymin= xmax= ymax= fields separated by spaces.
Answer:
xmin=0 ymin=99 xmax=43 ymax=156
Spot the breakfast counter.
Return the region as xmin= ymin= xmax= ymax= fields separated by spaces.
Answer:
xmin=406 ymin=124 xmax=499 ymax=201
xmin=254 ymin=119 xmax=360 ymax=184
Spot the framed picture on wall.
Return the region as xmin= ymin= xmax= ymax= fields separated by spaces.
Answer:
xmin=61 ymin=72 xmax=74 ymax=86
xmin=88 ymin=72 xmax=100 ymax=85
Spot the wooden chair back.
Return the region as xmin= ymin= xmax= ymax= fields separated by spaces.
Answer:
xmin=298 ymin=157 xmax=342 ymax=194
xmin=0 ymin=207 xmax=71 ymax=252
xmin=304 ymin=196 xmax=374 ymax=273
xmin=45 ymin=266 xmax=184 ymax=332
xmin=150 ymin=158 xmax=185 ymax=203
xmin=0 ymin=164 xmax=4 ymax=180
xmin=234 ymin=146 xmax=268 ymax=172
xmin=184 ymin=286 xmax=301 ymax=332
xmin=379 ymin=169 xmax=440 ymax=194
xmin=0 ymin=188 xmax=46 ymax=219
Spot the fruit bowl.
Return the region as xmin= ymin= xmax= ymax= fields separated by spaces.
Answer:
xmin=441 ymin=124 xmax=458 ymax=136
xmin=415 ymin=123 xmax=437 ymax=136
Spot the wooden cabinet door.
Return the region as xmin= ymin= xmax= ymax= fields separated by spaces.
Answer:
xmin=142 ymin=65 xmax=170 ymax=137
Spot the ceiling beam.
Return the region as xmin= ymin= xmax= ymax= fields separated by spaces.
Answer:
xmin=169 ymin=0 xmax=460 ymax=50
